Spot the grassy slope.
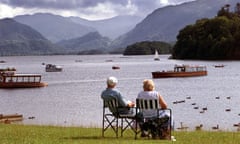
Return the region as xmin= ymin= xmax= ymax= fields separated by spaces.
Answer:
xmin=0 ymin=124 xmax=240 ymax=144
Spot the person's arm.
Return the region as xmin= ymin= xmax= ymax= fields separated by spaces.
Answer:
xmin=158 ymin=93 xmax=167 ymax=109
xmin=127 ymin=100 xmax=135 ymax=107
xmin=117 ymin=91 xmax=135 ymax=107
xmin=116 ymin=91 xmax=130 ymax=107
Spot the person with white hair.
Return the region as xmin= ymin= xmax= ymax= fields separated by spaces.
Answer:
xmin=101 ymin=76 xmax=135 ymax=115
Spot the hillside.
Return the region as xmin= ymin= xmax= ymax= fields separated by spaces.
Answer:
xmin=0 ymin=18 xmax=59 ymax=56
xmin=56 ymin=32 xmax=111 ymax=54
xmin=14 ymin=13 xmax=96 ymax=42
xmin=111 ymin=0 xmax=240 ymax=49
xmin=70 ymin=15 xmax=143 ymax=40
xmin=172 ymin=4 xmax=240 ymax=60
xmin=14 ymin=13 xmax=142 ymax=42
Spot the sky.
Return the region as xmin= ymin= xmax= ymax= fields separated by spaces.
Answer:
xmin=0 ymin=0 xmax=196 ymax=20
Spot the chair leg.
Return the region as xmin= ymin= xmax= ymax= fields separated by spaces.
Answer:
xmin=169 ymin=109 xmax=172 ymax=139
xmin=121 ymin=118 xmax=124 ymax=137
xmin=116 ymin=117 xmax=119 ymax=137
xmin=102 ymin=114 xmax=119 ymax=137
xmin=120 ymin=117 xmax=139 ymax=138
xmin=135 ymin=120 xmax=138 ymax=139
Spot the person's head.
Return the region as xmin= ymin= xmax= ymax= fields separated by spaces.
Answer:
xmin=143 ymin=79 xmax=155 ymax=91
xmin=107 ymin=76 xmax=118 ymax=88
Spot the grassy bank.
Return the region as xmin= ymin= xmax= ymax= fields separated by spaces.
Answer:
xmin=1 ymin=124 xmax=240 ymax=144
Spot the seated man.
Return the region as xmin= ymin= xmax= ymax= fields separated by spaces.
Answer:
xmin=101 ymin=76 xmax=135 ymax=115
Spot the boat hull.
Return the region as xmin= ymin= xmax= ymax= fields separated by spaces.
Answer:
xmin=0 ymin=114 xmax=23 ymax=123
xmin=152 ymin=71 xmax=207 ymax=78
xmin=45 ymin=69 xmax=62 ymax=72
xmin=112 ymin=66 xmax=120 ymax=70
xmin=0 ymin=82 xmax=48 ymax=88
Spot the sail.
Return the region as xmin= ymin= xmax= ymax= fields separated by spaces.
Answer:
xmin=154 ymin=50 xmax=160 ymax=61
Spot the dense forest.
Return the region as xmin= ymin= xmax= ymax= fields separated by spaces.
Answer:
xmin=172 ymin=3 xmax=240 ymax=60
xmin=123 ymin=41 xmax=172 ymax=55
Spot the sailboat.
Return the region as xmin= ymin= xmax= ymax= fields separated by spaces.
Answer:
xmin=154 ymin=49 xmax=160 ymax=61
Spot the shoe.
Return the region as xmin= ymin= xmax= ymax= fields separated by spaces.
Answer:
xmin=171 ymin=136 xmax=176 ymax=141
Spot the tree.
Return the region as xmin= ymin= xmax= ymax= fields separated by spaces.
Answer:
xmin=235 ymin=3 xmax=240 ymax=15
xmin=172 ymin=3 xmax=240 ymax=60
xmin=123 ymin=41 xmax=172 ymax=55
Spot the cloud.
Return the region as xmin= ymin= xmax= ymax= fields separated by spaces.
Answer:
xmin=0 ymin=0 xmax=126 ymax=9
xmin=0 ymin=0 xmax=196 ymax=20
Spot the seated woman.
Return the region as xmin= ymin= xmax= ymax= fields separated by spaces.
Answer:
xmin=137 ymin=79 xmax=171 ymax=139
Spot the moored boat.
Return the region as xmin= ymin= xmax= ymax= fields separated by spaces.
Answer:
xmin=152 ymin=64 xmax=207 ymax=78
xmin=0 ymin=113 xmax=23 ymax=123
xmin=45 ymin=64 xmax=62 ymax=72
xmin=0 ymin=68 xmax=16 ymax=71
xmin=214 ymin=64 xmax=225 ymax=68
xmin=0 ymin=72 xmax=48 ymax=88
xmin=112 ymin=65 xmax=120 ymax=70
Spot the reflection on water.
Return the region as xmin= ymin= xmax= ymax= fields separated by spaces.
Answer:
xmin=0 ymin=55 xmax=240 ymax=131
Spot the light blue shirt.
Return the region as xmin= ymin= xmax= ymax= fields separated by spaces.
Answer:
xmin=101 ymin=88 xmax=132 ymax=114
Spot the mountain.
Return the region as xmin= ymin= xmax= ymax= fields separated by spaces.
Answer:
xmin=112 ymin=0 xmax=240 ymax=49
xmin=56 ymin=32 xmax=111 ymax=54
xmin=0 ymin=18 xmax=59 ymax=56
xmin=70 ymin=15 xmax=143 ymax=40
xmin=14 ymin=13 xmax=96 ymax=42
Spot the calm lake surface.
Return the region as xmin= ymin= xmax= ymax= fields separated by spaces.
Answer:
xmin=0 ymin=54 xmax=240 ymax=131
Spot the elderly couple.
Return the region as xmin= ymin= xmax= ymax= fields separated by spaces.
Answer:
xmin=101 ymin=76 xmax=171 ymax=139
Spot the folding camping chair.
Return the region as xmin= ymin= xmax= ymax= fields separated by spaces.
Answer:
xmin=135 ymin=98 xmax=172 ymax=139
xmin=102 ymin=98 xmax=137 ymax=137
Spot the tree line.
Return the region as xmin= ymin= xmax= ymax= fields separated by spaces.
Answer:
xmin=172 ymin=3 xmax=240 ymax=60
xmin=123 ymin=41 xmax=172 ymax=55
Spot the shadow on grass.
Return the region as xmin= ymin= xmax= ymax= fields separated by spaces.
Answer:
xmin=63 ymin=136 xmax=129 ymax=140
xmin=62 ymin=136 xmax=173 ymax=144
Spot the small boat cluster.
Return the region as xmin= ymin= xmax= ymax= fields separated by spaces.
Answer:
xmin=0 ymin=62 xmax=65 ymax=88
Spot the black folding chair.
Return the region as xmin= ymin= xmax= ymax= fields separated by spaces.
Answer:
xmin=102 ymin=98 xmax=137 ymax=138
xmin=135 ymin=98 xmax=172 ymax=139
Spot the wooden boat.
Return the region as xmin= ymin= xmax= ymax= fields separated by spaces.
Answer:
xmin=0 ymin=72 xmax=48 ymax=88
xmin=152 ymin=64 xmax=207 ymax=78
xmin=0 ymin=114 xmax=23 ymax=123
xmin=45 ymin=64 xmax=62 ymax=72
xmin=214 ymin=64 xmax=225 ymax=68
xmin=154 ymin=49 xmax=160 ymax=61
xmin=0 ymin=67 xmax=16 ymax=73
xmin=112 ymin=65 xmax=120 ymax=70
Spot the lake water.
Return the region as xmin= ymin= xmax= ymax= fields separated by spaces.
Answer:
xmin=0 ymin=54 xmax=240 ymax=131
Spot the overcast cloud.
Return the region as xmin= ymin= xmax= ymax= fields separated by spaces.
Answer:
xmin=0 ymin=0 xmax=196 ymax=20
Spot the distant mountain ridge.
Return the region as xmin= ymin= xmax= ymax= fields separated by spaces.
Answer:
xmin=112 ymin=0 xmax=240 ymax=49
xmin=14 ymin=13 xmax=96 ymax=42
xmin=56 ymin=32 xmax=111 ymax=54
xmin=2 ymin=0 xmax=240 ymax=56
xmin=14 ymin=13 xmax=143 ymax=42
xmin=0 ymin=18 xmax=59 ymax=56
xmin=70 ymin=15 xmax=143 ymax=39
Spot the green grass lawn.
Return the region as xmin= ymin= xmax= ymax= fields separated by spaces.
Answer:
xmin=1 ymin=124 xmax=240 ymax=144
